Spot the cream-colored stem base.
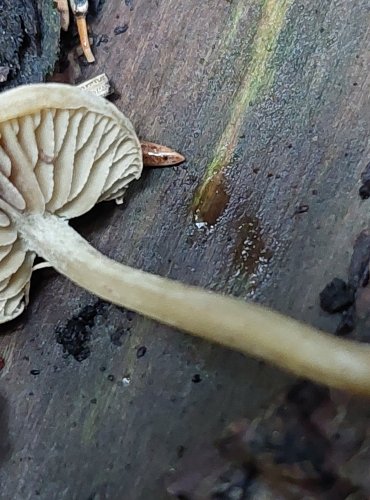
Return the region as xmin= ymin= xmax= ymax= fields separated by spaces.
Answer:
xmin=18 ymin=213 xmax=370 ymax=397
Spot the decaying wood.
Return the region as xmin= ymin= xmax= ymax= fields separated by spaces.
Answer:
xmin=168 ymin=381 xmax=370 ymax=498
xmin=1 ymin=0 xmax=370 ymax=498
xmin=0 ymin=0 xmax=60 ymax=90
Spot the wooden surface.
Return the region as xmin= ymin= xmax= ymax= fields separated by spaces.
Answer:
xmin=1 ymin=0 xmax=370 ymax=498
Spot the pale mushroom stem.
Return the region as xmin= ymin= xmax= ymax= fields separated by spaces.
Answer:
xmin=17 ymin=212 xmax=370 ymax=397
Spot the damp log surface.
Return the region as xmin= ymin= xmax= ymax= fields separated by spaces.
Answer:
xmin=0 ymin=0 xmax=60 ymax=89
xmin=1 ymin=1 xmax=370 ymax=498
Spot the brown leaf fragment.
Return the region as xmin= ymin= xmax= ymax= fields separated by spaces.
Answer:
xmin=141 ymin=141 xmax=185 ymax=167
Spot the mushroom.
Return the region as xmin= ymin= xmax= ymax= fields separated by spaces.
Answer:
xmin=0 ymin=83 xmax=141 ymax=322
xmin=1 ymin=83 xmax=370 ymax=397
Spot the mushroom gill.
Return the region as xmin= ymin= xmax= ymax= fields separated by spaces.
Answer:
xmin=0 ymin=83 xmax=141 ymax=322
xmin=2 ymin=83 xmax=370 ymax=398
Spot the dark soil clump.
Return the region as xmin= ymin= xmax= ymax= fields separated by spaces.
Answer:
xmin=348 ymin=230 xmax=370 ymax=288
xmin=335 ymin=307 xmax=356 ymax=336
xmin=359 ymin=162 xmax=370 ymax=199
xmin=319 ymin=278 xmax=355 ymax=313
xmin=321 ymin=231 xmax=370 ymax=335
xmin=110 ymin=329 xmax=126 ymax=346
xmin=114 ymin=25 xmax=129 ymax=35
xmin=136 ymin=346 xmax=147 ymax=358
xmin=55 ymin=300 xmax=108 ymax=361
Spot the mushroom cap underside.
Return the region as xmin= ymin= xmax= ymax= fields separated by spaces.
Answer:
xmin=0 ymin=83 xmax=143 ymax=323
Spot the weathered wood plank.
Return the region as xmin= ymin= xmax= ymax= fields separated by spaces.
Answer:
xmin=0 ymin=0 xmax=370 ymax=498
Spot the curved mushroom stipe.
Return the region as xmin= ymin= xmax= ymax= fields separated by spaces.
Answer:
xmin=1 ymin=84 xmax=370 ymax=397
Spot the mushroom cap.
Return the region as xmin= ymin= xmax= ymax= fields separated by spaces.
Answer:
xmin=0 ymin=83 xmax=143 ymax=323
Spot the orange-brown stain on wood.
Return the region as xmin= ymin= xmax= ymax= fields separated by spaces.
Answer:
xmin=233 ymin=216 xmax=272 ymax=276
xmin=193 ymin=170 xmax=230 ymax=226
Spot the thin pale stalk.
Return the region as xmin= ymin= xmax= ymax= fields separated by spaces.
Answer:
xmin=17 ymin=213 xmax=370 ymax=397
xmin=76 ymin=17 xmax=95 ymax=63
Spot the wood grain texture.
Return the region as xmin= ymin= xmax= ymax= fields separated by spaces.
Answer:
xmin=1 ymin=0 xmax=370 ymax=498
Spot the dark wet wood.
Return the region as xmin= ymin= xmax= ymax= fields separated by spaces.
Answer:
xmin=0 ymin=0 xmax=60 ymax=90
xmin=1 ymin=0 xmax=370 ymax=498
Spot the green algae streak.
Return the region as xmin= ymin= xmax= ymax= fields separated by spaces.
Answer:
xmin=193 ymin=0 xmax=294 ymax=213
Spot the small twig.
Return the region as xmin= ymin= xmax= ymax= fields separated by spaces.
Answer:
xmin=55 ymin=0 xmax=70 ymax=31
xmin=69 ymin=0 xmax=95 ymax=63
xmin=76 ymin=16 xmax=95 ymax=63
